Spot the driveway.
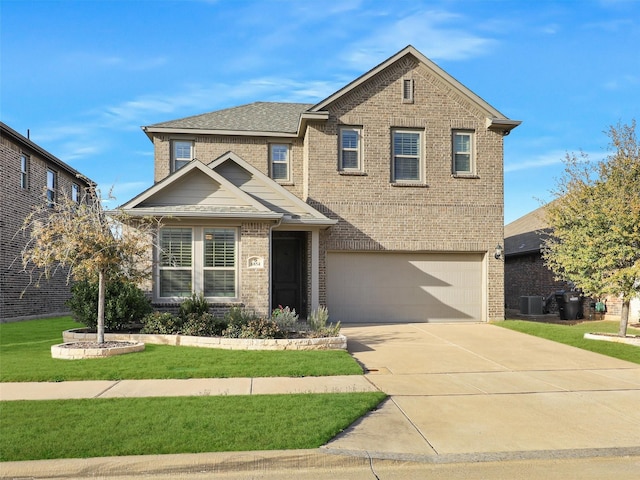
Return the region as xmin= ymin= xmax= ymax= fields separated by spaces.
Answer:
xmin=324 ymin=322 xmax=640 ymax=462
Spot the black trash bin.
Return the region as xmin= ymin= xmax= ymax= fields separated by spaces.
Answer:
xmin=555 ymin=291 xmax=583 ymax=320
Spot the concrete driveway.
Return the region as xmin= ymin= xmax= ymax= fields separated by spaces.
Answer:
xmin=324 ymin=322 xmax=640 ymax=462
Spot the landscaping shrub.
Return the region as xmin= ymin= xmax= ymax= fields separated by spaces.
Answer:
xmin=182 ymin=313 xmax=227 ymax=337
xmin=67 ymin=280 xmax=152 ymax=332
xmin=178 ymin=293 xmax=210 ymax=318
xmin=307 ymin=306 xmax=341 ymax=337
xmin=239 ymin=318 xmax=282 ymax=339
xmin=140 ymin=312 xmax=181 ymax=334
xmin=223 ymin=306 xmax=258 ymax=337
xmin=271 ymin=305 xmax=299 ymax=332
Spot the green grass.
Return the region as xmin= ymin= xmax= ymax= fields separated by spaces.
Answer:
xmin=498 ymin=320 xmax=640 ymax=364
xmin=0 ymin=317 xmax=362 ymax=382
xmin=0 ymin=392 xmax=387 ymax=461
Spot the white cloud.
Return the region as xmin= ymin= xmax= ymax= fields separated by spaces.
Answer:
xmin=343 ymin=9 xmax=497 ymax=69
xmin=505 ymin=149 xmax=606 ymax=173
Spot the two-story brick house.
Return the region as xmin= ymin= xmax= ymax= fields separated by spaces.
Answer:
xmin=121 ymin=46 xmax=520 ymax=323
xmin=1 ymin=122 xmax=94 ymax=321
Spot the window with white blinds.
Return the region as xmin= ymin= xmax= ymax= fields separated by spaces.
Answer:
xmin=392 ymin=130 xmax=422 ymax=182
xmin=159 ymin=228 xmax=193 ymax=297
xmin=172 ymin=140 xmax=194 ymax=172
xmin=158 ymin=227 xmax=237 ymax=299
xmin=339 ymin=127 xmax=362 ymax=171
xmin=453 ymin=130 xmax=474 ymax=174
xmin=203 ymin=228 xmax=236 ymax=297
xmin=270 ymin=144 xmax=290 ymax=181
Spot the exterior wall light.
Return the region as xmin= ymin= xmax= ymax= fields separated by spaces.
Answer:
xmin=494 ymin=244 xmax=504 ymax=260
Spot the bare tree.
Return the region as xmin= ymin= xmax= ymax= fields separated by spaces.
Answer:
xmin=542 ymin=120 xmax=640 ymax=336
xmin=20 ymin=184 xmax=157 ymax=343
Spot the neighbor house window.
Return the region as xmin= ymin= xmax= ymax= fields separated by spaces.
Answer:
xmin=172 ymin=140 xmax=194 ymax=172
xmin=46 ymin=169 xmax=56 ymax=207
xmin=159 ymin=228 xmax=193 ymax=297
xmin=158 ymin=227 xmax=238 ymax=299
xmin=71 ymin=183 xmax=80 ymax=203
xmin=339 ymin=127 xmax=362 ymax=171
xmin=391 ymin=129 xmax=422 ymax=182
xmin=20 ymin=154 xmax=29 ymax=189
xmin=203 ymin=228 xmax=237 ymax=297
xmin=453 ymin=130 xmax=475 ymax=175
xmin=270 ymin=144 xmax=290 ymax=181
xmin=402 ymin=78 xmax=414 ymax=103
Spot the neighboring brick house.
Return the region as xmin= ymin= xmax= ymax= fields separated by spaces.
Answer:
xmin=505 ymin=205 xmax=640 ymax=321
xmin=121 ymin=45 xmax=520 ymax=323
xmin=504 ymin=206 xmax=570 ymax=315
xmin=0 ymin=122 xmax=94 ymax=321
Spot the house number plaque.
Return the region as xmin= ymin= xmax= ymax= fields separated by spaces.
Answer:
xmin=248 ymin=256 xmax=264 ymax=269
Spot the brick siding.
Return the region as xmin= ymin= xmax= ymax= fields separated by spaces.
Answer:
xmin=1 ymin=128 xmax=92 ymax=321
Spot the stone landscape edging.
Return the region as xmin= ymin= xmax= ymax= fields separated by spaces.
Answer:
xmin=62 ymin=329 xmax=348 ymax=351
xmin=52 ymin=341 xmax=145 ymax=360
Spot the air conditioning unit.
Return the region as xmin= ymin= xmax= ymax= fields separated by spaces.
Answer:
xmin=520 ymin=296 xmax=544 ymax=315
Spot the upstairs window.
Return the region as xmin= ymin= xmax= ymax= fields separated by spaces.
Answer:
xmin=270 ymin=144 xmax=290 ymax=182
xmin=339 ymin=127 xmax=362 ymax=171
xmin=453 ymin=130 xmax=475 ymax=175
xmin=402 ymin=78 xmax=414 ymax=103
xmin=71 ymin=183 xmax=80 ymax=203
xmin=172 ymin=140 xmax=194 ymax=172
xmin=46 ymin=169 xmax=56 ymax=207
xmin=392 ymin=129 xmax=422 ymax=182
xmin=20 ymin=154 xmax=29 ymax=189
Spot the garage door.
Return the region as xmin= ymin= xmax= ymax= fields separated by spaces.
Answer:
xmin=327 ymin=252 xmax=483 ymax=323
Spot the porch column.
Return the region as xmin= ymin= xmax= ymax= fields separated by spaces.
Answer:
xmin=311 ymin=228 xmax=319 ymax=311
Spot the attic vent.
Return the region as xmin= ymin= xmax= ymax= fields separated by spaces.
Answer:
xmin=402 ymin=79 xmax=414 ymax=103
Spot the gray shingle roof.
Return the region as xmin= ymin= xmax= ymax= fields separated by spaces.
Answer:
xmin=504 ymin=205 xmax=551 ymax=256
xmin=148 ymin=102 xmax=314 ymax=134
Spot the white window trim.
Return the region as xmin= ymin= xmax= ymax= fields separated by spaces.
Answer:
xmin=46 ymin=169 xmax=56 ymax=207
xmin=391 ymin=128 xmax=424 ymax=183
xmin=452 ymin=130 xmax=476 ymax=176
xmin=20 ymin=154 xmax=29 ymax=189
xmin=171 ymin=140 xmax=194 ymax=172
xmin=156 ymin=226 xmax=239 ymax=302
xmin=71 ymin=183 xmax=80 ymax=203
xmin=339 ymin=127 xmax=363 ymax=172
xmin=269 ymin=143 xmax=291 ymax=182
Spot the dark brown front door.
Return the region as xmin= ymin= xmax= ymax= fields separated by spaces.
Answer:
xmin=272 ymin=232 xmax=307 ymax=318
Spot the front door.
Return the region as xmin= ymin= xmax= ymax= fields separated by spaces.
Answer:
xmin=272 ymin=232 xmax=307 ymax=318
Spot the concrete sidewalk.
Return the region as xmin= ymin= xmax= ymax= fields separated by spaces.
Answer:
xmin=2 ymin=322 xmax=640 ymax=479
xmin=0 ymin=375 xmax=377 ymax=401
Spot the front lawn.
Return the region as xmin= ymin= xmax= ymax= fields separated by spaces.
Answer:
xmin=498 ymin=320 xmax=640 ymax=364
xmin=0 ymin=317 xmax=362 ymax=382
xmin=0 ymin=392 xmax=387 ymax=461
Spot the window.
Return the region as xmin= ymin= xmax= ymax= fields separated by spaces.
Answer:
xmin=71 ymin=183 xmax=80 ymax=203
xmin=339 ymin=127 xmax=362 ymax=171
xmin=172 ymin=140 xmax=194 ymax=172
xmin=402 ymin=78 xmax=414 ymax=103
xmin=453 ymin=130 xmax=475 ymax=175
xmin=392 ymin=130 xmax=422 ymax=182
xmin=203 ymin=228 xmax=236 ymax=297
xmin=20 ymin=154 xmax=29 ymax=189
xmin=158 ymin=227 xmax=237 ymax=299
xmin=46 ymin=169 xmax=56 ymax=207
xmin=270 ymin=144 xmax=290 ymax=181
xmin=159 ymin=228 xmax=193 ymax=297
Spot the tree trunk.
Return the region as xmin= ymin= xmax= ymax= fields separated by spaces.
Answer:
xmin=97 ymin=270 xmax=106 ymax=344
xmin=618 ymin=299 xmax=630 ymax=337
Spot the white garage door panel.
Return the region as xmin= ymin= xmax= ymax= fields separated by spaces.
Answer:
xmin=327 ymin=253 xmax=483 ymax=323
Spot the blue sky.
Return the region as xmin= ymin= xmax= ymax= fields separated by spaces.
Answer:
xmin=2 ymin=0 xmax=639 ymax=224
